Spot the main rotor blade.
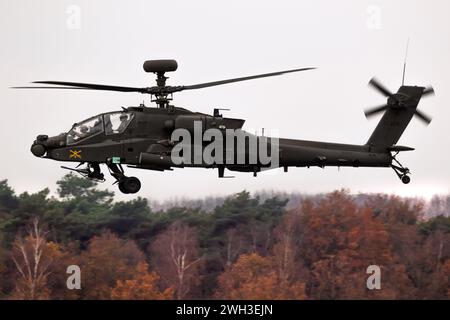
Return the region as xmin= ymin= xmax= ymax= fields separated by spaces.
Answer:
xmin=181 ymin=67 xmax=316 ymax=90
xmin=30 ymin=81 xmax=147 ymax=93
xmin=11 ymin=86 xmax=89 ymax=90
xmin=368 ymin=78 xmax=393 ymax=97
xmin=414 ymin=109 xmax=432 ymax=125
xmin=364 ymin=104 xmax=388 ymax=118
xmin=422 ymin=86 xmax=435 ymax=97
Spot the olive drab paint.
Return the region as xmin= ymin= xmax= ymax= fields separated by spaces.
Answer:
xmin=18 ymin=59 xmax=434 ymax=194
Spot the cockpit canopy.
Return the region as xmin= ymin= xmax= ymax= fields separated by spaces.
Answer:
xmin=67 ymin=112 xmax=134 ymax=145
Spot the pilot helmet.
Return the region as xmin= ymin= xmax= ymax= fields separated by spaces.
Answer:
xmin=80 ymin=125 xmax=89 ymax=133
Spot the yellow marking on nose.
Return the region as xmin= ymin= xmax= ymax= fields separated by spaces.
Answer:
xmin=69 ymin=150 xmax=82 ymax=159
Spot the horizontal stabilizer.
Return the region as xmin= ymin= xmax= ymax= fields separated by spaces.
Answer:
xmin=387 ymin=145 xmax=415 ymax=152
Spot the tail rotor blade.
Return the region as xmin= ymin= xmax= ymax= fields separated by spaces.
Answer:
xmin=368 ymin=78 xmax=393 ymax=97
xmin=364 ymin=104 xmax=388 ymax=118
xmin=414 ymin=109 xmax=432 ymax=125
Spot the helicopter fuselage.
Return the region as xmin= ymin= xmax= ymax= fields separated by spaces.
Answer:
xmin=32 ymin=105 xmax=392 ymax=177
xmin=22 ymin=59 xmax=432 ymax=193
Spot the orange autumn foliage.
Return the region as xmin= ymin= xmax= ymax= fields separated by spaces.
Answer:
xmin=298 ymin=192 xmax=414 ymax=299
xmin=10 ymin=218 xmax=64 ymax=300
xmin=150 ymin=222 xmax=202 ymax=300
xmin=216 ymin=253 xmax=307 ymax=300
xmin=77 ymin=231 xmax=146 ymax=299
xmin=111 ymin=262 xmax=173 ymax=300
xmin=443 ymin=259 xmax=450 ymax=298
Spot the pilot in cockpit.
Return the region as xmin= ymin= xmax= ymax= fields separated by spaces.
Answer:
xmin=116 ymin=114 xmax=130 ymax=133
xmin=78 ymin=125 xmax=90 ymax=140
xmin=92 ymin=118 xmax=103 ymax=133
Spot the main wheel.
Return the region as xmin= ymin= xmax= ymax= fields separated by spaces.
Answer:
xmin=118 ymin=177 xmax=141 ymax=194
xmin=401 ymin=175 xmax=411 ymax=184
xmin=118 ymin=181 xmax=128 ymax=194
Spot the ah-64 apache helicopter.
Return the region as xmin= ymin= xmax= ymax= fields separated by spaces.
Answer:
xmin=14 ymin=59 xmax=434 ymax=194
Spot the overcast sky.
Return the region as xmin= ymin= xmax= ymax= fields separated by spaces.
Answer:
xmin=1 ymin=0 xmax=449 ymax=201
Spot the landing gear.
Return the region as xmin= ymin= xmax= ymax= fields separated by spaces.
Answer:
xmin=118 ymin=177 xmax=141 ymax=194
xmin=87 ymin=163 xmax=105 ymax=181
xmin=401 ymin=175 xmax=411 ymax=184
xmin=391 ymin=152 xmax=411 ymax=184
xmin=62 ymin=162 xmax=141 ymax=193
xmin=107 ymin=163 xmax=141 ymax=194
xmin=61 ymin=162 xmax=105 ymax=182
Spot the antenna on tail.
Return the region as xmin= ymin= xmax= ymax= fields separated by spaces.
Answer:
xmin=402 ymin=38 xmax=410 ymax=86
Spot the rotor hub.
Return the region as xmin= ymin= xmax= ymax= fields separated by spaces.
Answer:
xmin=142 ymin=60 xmax=179 ymax=108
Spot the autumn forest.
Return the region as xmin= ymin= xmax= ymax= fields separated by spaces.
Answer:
xmin=0 ymin=174 xmax=449 ymax=300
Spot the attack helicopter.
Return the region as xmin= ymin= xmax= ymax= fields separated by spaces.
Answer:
xmin=14 ymin=59 xmax=434 ymax=194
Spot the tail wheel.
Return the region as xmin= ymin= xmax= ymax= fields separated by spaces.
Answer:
xmin=118 ymin=177 xmax=141 ymax=194
xmin=401 ymin=175 xmax=411 ymax=184
xmin=391 ymin=153 xmax=411 ymax=185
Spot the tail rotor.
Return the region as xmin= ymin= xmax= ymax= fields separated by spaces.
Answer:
xmin=365 ymin=77 xmax=435 ymax=125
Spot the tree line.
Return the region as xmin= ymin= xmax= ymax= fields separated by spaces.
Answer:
xmin=0 ymin=174 xmax=448 ymax=299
